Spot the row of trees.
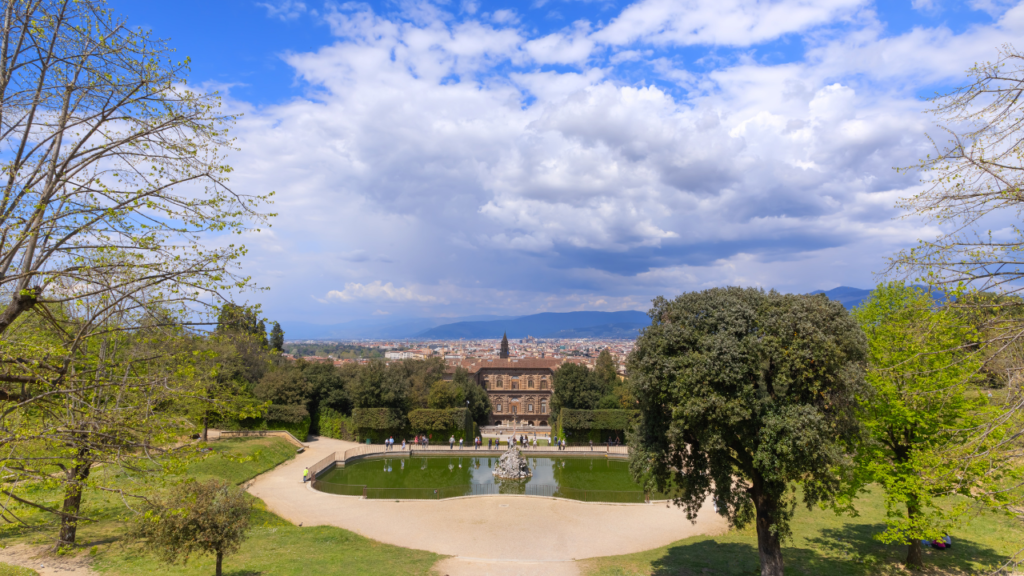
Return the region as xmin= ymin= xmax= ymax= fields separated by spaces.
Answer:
xmin=549 ymin=349 xmax=634 ymax=420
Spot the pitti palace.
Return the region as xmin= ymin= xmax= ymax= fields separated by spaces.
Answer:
xmin=441 ymin=335 xmax=590 ymax=428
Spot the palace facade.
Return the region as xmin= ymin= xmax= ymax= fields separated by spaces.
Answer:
xmin=466 ymin=358 xmax=562 ymax=426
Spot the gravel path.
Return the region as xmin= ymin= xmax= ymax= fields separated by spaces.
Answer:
xmin=248 ymin=436 xmax=729 ymax=570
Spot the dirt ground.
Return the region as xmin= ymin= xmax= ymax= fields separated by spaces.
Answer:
xmin=0 ymin=544 xmax=98 ymax=575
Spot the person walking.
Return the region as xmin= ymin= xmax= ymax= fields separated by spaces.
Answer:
xmin=459 ymin=437 xmax=464 ymax=449
xmin=450 ymin=435 xmax=455 ymax=449
xmin=303 ymin=467 xmax=309 ymax=482
xmin=589 ymin=439 xmax=593 ymax=451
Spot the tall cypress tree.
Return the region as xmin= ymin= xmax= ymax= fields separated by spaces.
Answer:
xmin=269 ymin=322 xmax=285 ymax=352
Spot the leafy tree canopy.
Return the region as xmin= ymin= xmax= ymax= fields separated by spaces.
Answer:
xmin=852 ymin=282 xmax=1024 ymax=568
xmin=627 ymin=287 xmax=867 ymax=576
xmin=550 ymin=362 xmax=601 ymax=420
xmin=428 ymin=378 xmax=465 ymax=409
xmin=128 ymin=479 xmax=252 ymax=576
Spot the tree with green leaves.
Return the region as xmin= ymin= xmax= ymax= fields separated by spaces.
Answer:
xmin=550 ymin=362 xmax=600 ymax=421
xmin=852 ymin=282 xmax=1023 ymax=568
xmin=129 ymin=479 xmax=252 ymax=576
xmin=594 ymin=349 xmax=618 ymax=392
xmin=627 ymin=287 xmax=867 ymax=576
xmin=0 ymin=0 xmax=270 ymax=548
xmin=452 ymin=367 xmax=491 ymax=425
xmin=428 ymin=378 xmax=464 ymax=409
xmin=269 ymin=322 xmax=285 ymax=352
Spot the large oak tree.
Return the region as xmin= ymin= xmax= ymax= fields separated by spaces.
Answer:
xmin=627 ymin=287 xmax=867 ymax=576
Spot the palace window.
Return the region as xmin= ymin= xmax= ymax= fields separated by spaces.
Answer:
xmin=496 ymin=377 xmax=503 ymax=389
xmin=512 ymin=381 xmax=518 ymax=390
xmin=528 ymin=378 xmax=534 ymax=389
xmin=512 ymin=406 xmax=517 ymax=415
xmin=540 ymin=378 xmax=548 ymax=390
xmin=528 ymin=403 xmax=534 ymax=413
xmin=497 ymin=404 xmax=502 ymax=412
xmin=541 ymin=401 xmax=547 ymax=414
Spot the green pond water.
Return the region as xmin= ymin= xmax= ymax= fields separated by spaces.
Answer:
xmin=315 ymin=456 xmax=658 ymax=502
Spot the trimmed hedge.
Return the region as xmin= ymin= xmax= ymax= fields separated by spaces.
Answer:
xmin=558 ymin=409 xmax=638 ymax=443
xmin=408 ymin=408 xmax=474 ymax=442
xmin=317 ymin=406 xmax=356 ymax=441
xmin=353 ymin=407 xmax=406 ymax=429
xmin=408 ymin=408 xmax=468 ymax=431
xmin=218 ymin=415 xmax=311 ymax=442
xmin=560 ymin=409 xmax=638 ymax=430
xmin=265 ymin=403 xmax=308 ymax=423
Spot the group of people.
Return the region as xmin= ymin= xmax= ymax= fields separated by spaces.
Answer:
xmin=382 ymin=437 xmax=405 ymax=450
xmin=923 ymin=535 xmax=953 ymax=550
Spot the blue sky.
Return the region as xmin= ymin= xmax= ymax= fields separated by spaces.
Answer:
xmin=109 ymin=0 xmax=1022 ymax=324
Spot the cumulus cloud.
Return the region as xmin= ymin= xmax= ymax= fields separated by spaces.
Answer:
xmin=325 ymin=281 xmax=442 ymax=303
xmin=215 ymin=0 xmax=1013 ymax=322
xmin=593 ymin=0 xmax=868 ymax=47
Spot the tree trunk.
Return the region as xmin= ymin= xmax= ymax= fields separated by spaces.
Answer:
xmin=202 ymin=411 xmax=209 ymax=443
xmin=906 ymin=496 xmax=924 ymax=569
xmin=216 ymin=551 xmax=223 ymax=576
xmin=752 ymin=486 xmax=785 ymax=576
xmin=56 ymin=451 xmax=92 ymax=550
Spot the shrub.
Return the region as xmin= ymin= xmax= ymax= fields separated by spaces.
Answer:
xmin=317 ymin=406 xmax=356 ymax=441
xmin=559 ymin=409 xmax=638 ymax=442
xmin=128 ymin=479 xmax=252 ymax=576
xmin=264 ymin=403 xmax=308 ymax=423
xmin=352 ymin=407 xmax=406 ymax=429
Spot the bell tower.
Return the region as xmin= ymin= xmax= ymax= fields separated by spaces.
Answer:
xmin=500 ymin=332 xmax=510 ymax=359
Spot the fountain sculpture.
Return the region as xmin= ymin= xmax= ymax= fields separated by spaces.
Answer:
xmin=492 ymin=444 xmax=532 ymax=480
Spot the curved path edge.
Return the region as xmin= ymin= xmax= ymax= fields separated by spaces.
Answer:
xmin=246 ymin=436 xmax=729 ymax=563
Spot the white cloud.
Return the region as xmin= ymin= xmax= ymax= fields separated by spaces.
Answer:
xmin=325 ymin=281 xmax=441 ymax=303
xmin=257 ymin=0 xmax=308 ymax=20
xmin=593 ymin=0 xmax=868 ymax=47
xmin=214 ymin=0 xmax=1015 ymax=323
xmin=523 ymin=22 xmax=596 ymax=64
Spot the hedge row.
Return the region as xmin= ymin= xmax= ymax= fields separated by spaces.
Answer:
xmin=316 ymin=406 xmax=356 ymax=441
xmin=265 ymin=403 xmax=308 ymax=423
xmin=408 ymin=408 xmax=469 ymax=431
xmin=559 ymin=409 xmax=638 ymax=430
xmin=218 ymin=415 xmax=311 ymax=441
xmin=352 ymin=407 xmax=406 ymax=429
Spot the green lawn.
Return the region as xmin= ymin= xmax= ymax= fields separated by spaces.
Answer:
xmin=0 ymin=563 xmax=39 ymax=576
xmin=91 ymin=501 xmax=439 ymax=576
xmin=579 ymin=487 xmax=1023 ymax=576
xmin=0 ymin=438 xmax=441 ymax=576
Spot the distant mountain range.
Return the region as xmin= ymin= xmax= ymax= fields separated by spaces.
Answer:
xmin=416 ymin=311 xmax=651 ymax=339
xmin=283 ymin=287 xmax=888 ymax=341
xmin=809 ymin=286 xmax=873 ymax=309
xmin=283 ymin=314 xmax=516 ymax=340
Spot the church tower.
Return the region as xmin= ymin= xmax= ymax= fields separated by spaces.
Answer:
xmin=500 ymin=332 xmax=510 ymax=359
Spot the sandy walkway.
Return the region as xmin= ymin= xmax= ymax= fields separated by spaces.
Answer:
xmin=248 ymin=436 xmax=728 ymax=568
xmin=0 ymin=544 xmax=98 ymax=575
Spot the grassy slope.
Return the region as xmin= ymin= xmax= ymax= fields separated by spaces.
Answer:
xmin=0 ymin=564 xmax=39 ymax=576
xmin=579 ymin=487 xmax=1023 ymax=576
xmin=1 ymin=438 xmax=440 ymax=576
xmin=92 ymin=502 xmax=439 ymax=576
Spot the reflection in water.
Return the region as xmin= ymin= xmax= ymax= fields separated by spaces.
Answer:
xmin=321 ymin=456 xmax=645 ymax=494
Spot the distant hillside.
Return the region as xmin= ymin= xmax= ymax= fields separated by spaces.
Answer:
xmin=544 ymin=322 xmax=646 ymax=339
xmin=417 ymin=311 xmax=649 ymax=339
xmin=809 ymin=286 xmax=873 ymax=309
xmin=284 ymin=315 xmax=516 ymax=340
